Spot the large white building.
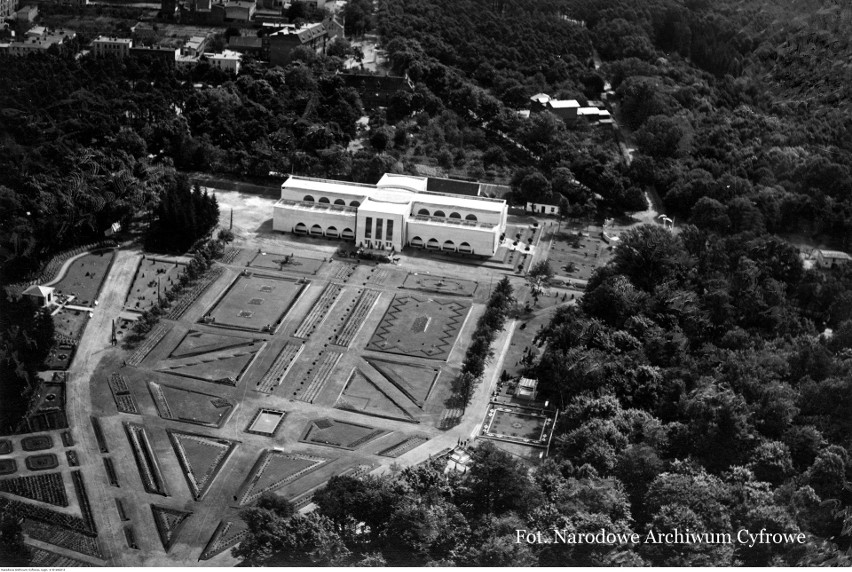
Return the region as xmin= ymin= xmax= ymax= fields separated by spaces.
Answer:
xmin=273 ymin=174 xmax=508 ymax=256
xmin=91 ymin=36 xmax=133 ymax=58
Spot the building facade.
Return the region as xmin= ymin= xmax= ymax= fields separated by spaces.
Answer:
xmin=92 ymin=36 xmax=133 ymax=58
xmin=207 ymin=49 xmax=242 ymax=73
xmin=273 ymin=174 xmax=508 ymax=256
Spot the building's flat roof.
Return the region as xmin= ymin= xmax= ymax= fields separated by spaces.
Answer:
xmin=94 ymin=36 xmax=132 ymax=43
xmin=275 ymin=198 xmax=357 ymax=215
xmin=210 ymin=50 xmax=242 ymax=60
xmin=411 ymin=193 xmax=505 ymax=213
xmin=408 ymin=215 xmax=497 ymax=230
xmin=549 ymin=99 xmax=579 ymax=108
xmin=360 ymin=197 xmax=412 ymax=216
xmin=818 ymin=249 xmax=851 ymax=259
xmin=377 ymin=173 xmax=428 ymax=192
xmin=283 ymin=176 xmax=373 ymax=198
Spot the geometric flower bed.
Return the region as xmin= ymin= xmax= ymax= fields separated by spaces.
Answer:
xmin=364 ymin=357 xmax=441 ymax=408
xmin=255 ymin=342 xmax=304 ymax=393
xmin=480 ymin=405 xmax=554 ymax=447
xmin=366 ymin=295 xmax=470 ymax=360
xmin=236 ymin=450 xmax=331 ymax=506
xmin=21 ymin=434 xmax=54 ymax=452
xmin=168 ymin=330 xmax=260 ymax=359
xmin=299 ymin=418 xmax=386 ymax=450
xmin=200 ymin=519 xmax=249 ymax=561
xmin=148 ymin=382 xmax=235 ymax=428
xmin=0 ymin=472 xmax=68 ymax=506
xmin=165 ymin=266 xmax=225 ymax=321
xmin=293 ymin=350 xmax=342 ymax=404
xmin=335 ymin=368 xmax=414 ymax=422
xmin=25 ymin=454 xmax=59 ymax=471
xmin=378 ymin=436 xmax=429 ymax=458
xmin=151 ymin=504 xmax=192 ymax=552
xmin=124 ymin=423 xmax=168 ymax=496
xmin=167 ymin=430 xmax=239 ymax=501
xmin=0 ymin=439 xmax=11 ymax=454
xmin=401 ymin=273 xmax=478 ymax=297
xmin=331 ymin=289 xmax=381 ymax=348
xmin=124 ymin=257 xmax=185 ymax=314
xmin=202 ymin=274 xmax=306 ymax=332
xmin=245 ymin=409 xmax=287 ymax=436
xmin=108 ymin=373 xmax=139 ymax=415
xmin=0 ymin=459 xmax=17 ymax=475
xmin=158 ymin=348 xmax=260 ymax=387
xmin=293 ymin=283 xmax=342 ymax=339
xmin=125 ymin=323 xmax=171 ymax=367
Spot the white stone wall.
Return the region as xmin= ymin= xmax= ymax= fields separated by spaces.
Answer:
xmin=273 ymin=204 xmax=357 ymax=239
xmin=405 ymin=219 xmax=499 ymax=255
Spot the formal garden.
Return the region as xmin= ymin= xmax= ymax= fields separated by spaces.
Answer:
xmin=169 ymin=330 xmax=259 ymax=359
xmin=167 ymin=430 xmax=238 ymax=501
xmin=546 ymin=227 xmax=612 ymax=283
xmin=236 ymin=451 xmax=331 ymax=506
xmin=401 ymin=273 xmax=478 ymax=297
xmin=148 ymin=381 xmax=235 ymax=428
xmin=364 ymin=357 xmax=441 ymax=408
xmin=158 ymin=346 xmax=260 ymax=386
xmin=366 ymin=295 xmax=470 ymax=360
xmin=300 ymin=418 xmax=386 ymax=450
xmin=248 ymin=251 xmax=325 ymax=275
xmin=21 ymin=434 xmax=54 ymax=452
xmin=335 ymin=368 xmax=414 ymax=422
xmin=202 ymin=273 xmax=306 ymax=332
xmin=50 ymin=249 xmax=115 ymax=307
xmin=480 ymin=405 xmax=554 ymax=447
xmin=124 ymin=257 xmax=186 ymax=313
xmin=245 ymin=408 xmax=287 ymax=436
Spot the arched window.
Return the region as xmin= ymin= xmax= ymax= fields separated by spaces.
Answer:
xmin=459 ymin=242 xmax=473 ymax=253
xmin=326 ymin=226 xmax=338 ymax=237
xmin=334 ymin=199 xmax=345 ymax=205
xmin=410 ymin=236 xmax=424 ymax=247
xmin=350 ymin=200 xmax=361 ymax=207
xmin=426 ymin=238 xmax=440 ymax=249
xmin=318 ymin=197 xmax=330 ymax=204
xmin=303 ymin=195 xmax=315 ymax=202
xmin=417 ymin=208 xmax=430 ymax=216
xmin=310 ymin=224 xmax=323 ymax=235
xmin=449 ymin=212 xmax=461 ymax=219
xmin=294 ymin=222 xmax=308 ymax=234
xmin=433 ymin=210 xmax=446 ymax=218
xmin=465 ymin=214 xmax=478 ymax=221
xmin=442 ymin=240 xmax=455 ymax=251
xmin=342 ymin=228 xmax=355 ymax=240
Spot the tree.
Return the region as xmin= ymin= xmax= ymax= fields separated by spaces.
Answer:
xmin=460 ymin=441 xmax=540 ymax=517
xmin=634 ymin=115 xmax=688 ymax=158
xmin=0 ymin=513 xmax=30 ymax=566
xmin=234 ymin=511 xmax=350 ymax=566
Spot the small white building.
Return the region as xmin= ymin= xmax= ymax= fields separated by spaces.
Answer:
xmin=815 ymin=249 xmax=852 ymax=269
xmin=22 ymin=285 xmax=55 ymax=308
xmin=207 ymin=49 xmax=242 ymax=74
xmin=515 ymin=377 xmax=539 ymax=400
xmin=91 ymin=36 xmax=133 ymax=58
xmin=525 ymin=201 xmax=560 ymax=216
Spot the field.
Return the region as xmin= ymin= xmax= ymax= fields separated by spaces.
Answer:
xmin=125 ymin=257 xmax=185 ymax=313
xmin=204 ymin=274 xmax=305 ymax=331
xmin=51 ymin=249 xmax=115 ymax=307
xmin=366 ymin=295 xmax=470 ymax=360
xmin=248 ymin=251 xmax=325 ymax=275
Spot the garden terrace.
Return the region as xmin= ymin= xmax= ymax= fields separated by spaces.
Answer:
xmin=249 ymin=251 xmax=325 ymax=275
xmin=236 ymin=450 xmax=331 ymax=506
xmin=366 ymin=295 xmax=470 ymax=360
xmin=167 ymin=430 xmax=239 ymax=500
xmin=124 ymin=423 xmax=168 ymax=496
xmin=148 ymin=381 xmax=235 ymax=428
xmin=0 ymin=472 xmax=68 ymax=506
xmin=332 ymin=289 xmax=381 ymax=347
xmin=299 ymin=418 xmax=386 ymax=450
xmin=293 ymin=283 xmax=343 ymax=339
xmin=202 ymin=273 xmax=306 ymax=332
xmin=292 ymin=350 xmax=342 ymax=403
xmin=256 ymin=342 xmax=304 ymax=393
xmin=480 ymin=405 xmax=554 ymax=447
xmin=245 ymin=408 xmax=287 ymax=436
xmin=166 ymin=266 xmax=225 ymax=320
xmin=51 ymin=249 xmax=115 ymax=307
xmin=21 ymin=434 xmax=54 ymax=452
xmin=124 ymin=257 xmax=185 ymax=313
xmin=25 ymin=454 xmax=59 ymax=471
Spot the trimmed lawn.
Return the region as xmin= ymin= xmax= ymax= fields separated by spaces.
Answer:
xmin=52 ymin=249 xmax=115 ymax=307
xmin=205 ymin=274 xmax=305 ymax=331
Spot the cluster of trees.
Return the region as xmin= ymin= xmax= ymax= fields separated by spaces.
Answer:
xmin=0 ymin=294 xmax=55 ymax=433
xmin=527 ymin=224 xmax=852 ymax=564
xmin=451 ymin=277 xmax=513 ymax=407
xmin=145 ymin=178 xmax=219 ymax=252
xmin=568 ymin=0 xmax=852 ymax=248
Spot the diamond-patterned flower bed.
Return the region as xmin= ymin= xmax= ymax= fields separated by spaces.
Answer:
xmin=236 ymin=450 xmax=331 ymax=505
xmin=148 ymin=381 xmax=235 ymax=428
xmin=366 ymin=295 xmax=470 ymax=360
xmin=401 ymin=273 xmax=478 ymax=297
xmin=299 ymin=418 xmax=387 ymax=450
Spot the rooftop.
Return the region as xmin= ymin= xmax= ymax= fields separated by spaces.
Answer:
xmin=549 ymin=99 xmax=579 ymax=109
xmin=23 ymin=285 xmax=54 ymax=297
xmin=818 ymin=249 xmax=851 ymax=259
xmin=275 ymin=198 xmax=358 ymax=215
xmin=94 ymin=36 xmax=133 ymax=44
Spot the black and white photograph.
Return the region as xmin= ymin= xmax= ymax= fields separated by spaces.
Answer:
xmin=0 ymin=0 xmax=850 ymax=568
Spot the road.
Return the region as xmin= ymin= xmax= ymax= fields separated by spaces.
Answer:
xmin=64 ymin=247 xmax=141 ymax=566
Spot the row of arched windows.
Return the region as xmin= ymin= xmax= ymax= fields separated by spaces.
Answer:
xmin=303 ymin=195 xmax=360 ymax=207
xmin=293 ymin=223 xmax=355 ymax=240
xmin=416 ymin=208 xmax=477 ymax=221
xmin=409 ymin=237 xmax=473 ymax=253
